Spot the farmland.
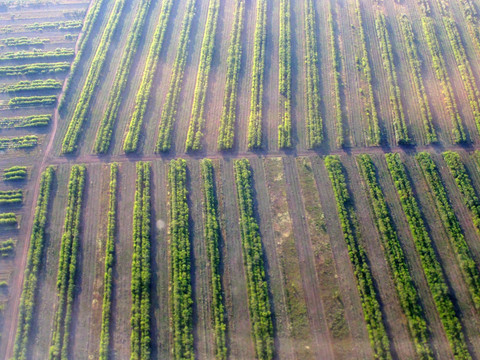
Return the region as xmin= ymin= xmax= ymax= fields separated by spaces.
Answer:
xmin=4 ymin=0 xmax=480 ymax=359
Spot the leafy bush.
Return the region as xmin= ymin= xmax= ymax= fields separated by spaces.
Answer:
xmin=0 ymin=135 xmax=38 ymax=149
xmin=8 ymin=95 xmax=56 ymax=108
xmin=0 ymin=189 xmax=23 ymax=205
xmin=3 ymin=37 xmax=49 ymax=47
xmin=0 ymin=62 xmax=69 ymax=76
xmin=0 ymin=212 xmax=17 ymax=226
xmin=2 ymin=165 xmax=27 ymax=181
xmin=0 ymin=115 xmax=51 ymax=129
xmin=0 ymin=48 xmax=73 ymax=61
xmin=0 ymin=79 xmax=61 ymax=93
xmin=25 ymin=20 xmax=82 ymax=32
xmin=0 ymin=238 xmax=15 ymax=257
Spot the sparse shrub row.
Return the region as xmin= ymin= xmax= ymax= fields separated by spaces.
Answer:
xmin=8 ymin=95 xmax=56 ymax=108
xmin=13 ymin=166 xmax=54 ymax=360
xmin=0 ymin=62 xmax=69 ymax=76
xmin=0 ymin=135 xmax=38 ymax=149
xmin=130 ymin=162 xmax=152 ymax=360
xmin=233 ymin=159 xmax=274 ymax=360
xmin=185 ymin=0 xmax=220 ymax=151
xmin=416 ymin=152 xmax=480 ymax=309
xmin=149 ymin=0 xmax=194 ymax=153
xmin=357 ymin=154 xmax=433 ymax=359
xmin=25 ymin=20 xmax=82 ymax=32
xmin=62 ymin=0 xmax=127 ymax=153
xmin=168 ymin=159 xmax=194 ymax=359
xmin=2 ymin=165 xmax=27 ymax=181
xmin=418 ymin=0 xmax=431 ymax=15
xmin=49 ymin=165 xmax=85 ymax=360
xmin=199 ymin=159 xmax=227 ymax=359
xmin=278 ymin=0 xmax=292 ymax=149
xmin=0 ymin=189 xmax=23 ymax=205
xmin=247 ymin=0 xmax=267 ymax=149
xmin=93 ymin=0 xmax=156 ymax=154
xmin=0 ymin=48 xmax=74 ymax=61
xmin=0 ymin=212 xmax=17 ymax=226
xmin=0 ymin=114 xmax=51 ymax=129
xmin=375 ymin=12 xmax=409 ymax=145
xmin=0 ymin=238 xmax=15 ymax=256
xmin=3 ymin=37 xmax=49 ymax=47
xmin=421 ymin=17 xmax=465 ymax=143
xmin=324 ymin=155 xmax=391 ymax=359
xmin=98 ymin=163 xmax=118 ymax=360
xmin=455 ymin=0 xmax=480 ymax=54
xmin=398 ymin=15 xmax=436 ymax=143
xmin=0 ymin=79 xmax=62 ymax=93
xmin=216 ymin=0 xmax=245 ymax=150
xmin=385 ymin=153 xmax=471 ymax=360
xmin=303 ymin=0 xmax=322 ymax=148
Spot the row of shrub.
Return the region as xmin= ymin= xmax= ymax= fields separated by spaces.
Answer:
xmin=0 ymin=212 xmax=17 ymax=226
xmin=0 ymin=48 xmax=74 ymax=61
xmin=168 ymin=159 xmax=194 ymax=359
xmin=398 ymin=14 xmax=437 ymax=143
xmin=25 ymin=20 xmax=82 ymax=32
xmin=416 ymin=152 xmax=480 ymax=309
xmin=216 ymin=0 xmax=245 ymax=150
xmin=49 ymin=165 xmax=85 ymax=360
xmin=421 ymin=17 xmax=466 ymax=143
xmin=199 ymin=159 xmax=227 ymax=359
xmin=93 ymin=0 xmax=156 ymax=154
xmin=150 ymin=0 xmax=194 ymax=153
xmin=98 ymin=163 xmax=118 ymax=359
xmin=457 ymin=0 xmax=480 ymax=53
xmin=0 ymin=135 xmax=38 ymax=149
xmin=324 ymin=155 xmax=391 ymax=359
xmin=278 ymin=0 xmax=292 ymax=149
xmin=2 ymin=165 xmax=27 ymax=181
xmin=130 ymin=162 xmax=152 ymax=359
xmin=8 ymin=95 xmax=56 ymax=108
xmin=185 ymin=0 xmax=220 ymax=151
xmin=13 ymin=166 xmax=54 ymax=360
xmin=247 ymin=0 xmax=267 ymax=149
xmin=3 ymin=37 xmax=49 ymax=47
xmin=0 ymin=114 xmax=51 ymax=129
xmin=0 ymin=189 xmax=23 ymax=205
xmin=233 ymin=159 xmax=274 ymax=359
xmin=385 ymin=153 xmax=471 ymax=359
xmin=61 ymin=0 xmax=127 ymax=153
xmin=0 ymin=62 xmax=69 ymax=76
xmin=0 ymin=238 xmax=15 ymax=257
xmin=0 ymin=79 xmax=62 ymax=93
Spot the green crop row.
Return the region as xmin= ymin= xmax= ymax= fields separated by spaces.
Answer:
xmin=0 ymin=79 xmax=62 ymax=93
xmin=247 ymin=0 xmax=267 ymax=149
xmin=0 ymin=135 xmax=38 ymax=149
xmin=0 ymin=62 xmax=69 ymax=76
xmin=216 ymin=0 xmax=245 ymax=150
xmin=3 ymin=37 xmax=49 ymax=47
xmin=0 ymin=114 xmax=51 ymax=129
xmin=421 ymin=17 xmax=465 ymax=143
xmin=25 ymin=20 xmax=82 ymax=32
xmin=61 ymin=0 xmax=127 ymax=154
xmin=233 ymin=159 xmax=273 ymax=359
xmin=303 ymin=0 xmax=322 ymax=148
xmin=375 ymin=12 xmax=409 ymax=145
xmin=3 ymin=165 xmax=27 ymax=181
xmin=93 ymin=0 xmax=155 ymax=154
xmin=0 ymin=212 xmax=17 ymax=226
xmin=357 ymin=154 xmax=434 ymax=359
xmin=168 ymin=159 xmax=194 ymax=359
xmin=8 ymin=95 xmax=56 ymax=108
xmin=324 ymin=155 xmax=391 ymax=359
xmin=457 ymin=0 xmax=480 ymax=53
xmin=49 ymin=165 xmax=85 ymax=360
xmin=0 ymin=238 xmax=15 ymax=257
xmin=385 ymin=153 xmax=471 ymax=359
xmin=416 ymin=152 xmax=480 ymax=309
xmin=0 ymin=48 xmax=74 ymax=61
xmin=13 ymin=166 xmax=54 ymax=360
xmin=278 ymin=0 xmax=292 ymax=149
xmin=199 ymin=159 xmax=227 ymax=359
xmin=398 ymin=14 xmax=436 ymax=143
xmin=98 ymin=163 xmax=118 ymax=360
xmin=130 ymin=162 xmax=152 ymax=360
xmin=151 ymin=0 xmax=195 ymax=153
xmin=185 ymin=0 xmax=220 ymax=151
xmin=0 ymin=189 xmax=23 ymax=205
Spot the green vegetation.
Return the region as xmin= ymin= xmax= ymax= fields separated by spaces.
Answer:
xmin=185 ymin=0 xmax=220 ymax=151
xmin=93 ymin=0 xmax=157 ymax=154
xmin=8 ymin=95 xmax=56 ymax=108
xmin=375 ymin=12 xmax=409 ymax=145
xmin=199 ymin=159 xmax=227 ymax=359
xmin=0 ymin=189 xmax=23 ymax=205
xmin=168 ymin=159 xmax=194 ymax=359
xmin=0 ymin=79 xmax=62 ymax=93
xmin=25 ymin=20 xmax=82 ymax=32
xmin=233 ymin=159 xmax=273 ymax=359
xmin=0 ymin=62 xmax=69 ymax=76
xmin=49 ymin=165 xmax=86 ymax=360
xmin=62 ymin=0 xmax=127 ymax=154
xmin=2 ymin=166 xmax=27 ymax=181
xmin=416 ymin=152 xmax=480 ymax=309
xmin=324 ymin=155 xmax=391 ymax=359
xmin=3 ymin=37 xmax=49 ymax=47
xmin=398 ymin=14 xmax=436 ymax=143
xmin=0 ymin=48 xmax=74 ymax=61
xmin=457 ymin=0 xmax=480 ymax=53
xmin=0 ymin=135 xmax=38 ymax=149
xmin=13 ymin=166 xmax=54 ymax=360
xmin=278 ymin=0 xmax=292 ymax=149
xmin=421 ymin=17 xmax=465 ymax=143
xmin=0 ymin=212 xmax=17 ymax=226
xmin=247 ymin=0 xmax=267 ymax=149
xmin=0 ymin=115 xmax=51 ymax=129
xmin=385 ymin=153 xmax=471 ymax=359
xmin=0 ymin=239 xmax=15 ymax=257
xmin=130 ymin=162 xmax=152 ymax=360
xmin=216 ymin=0 xmax=245 ymax=150
xmin=151 ymin=0 xmax=195 ymax=153
xmin=99 ymin=163 xmax=118 ymax=360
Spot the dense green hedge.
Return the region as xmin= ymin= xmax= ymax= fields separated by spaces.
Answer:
xmin=385 ymin=153 xmax=471 ymax=359
xmin=8 ymin=95 xmax=56 ymax=108
xmin=0 ymin=48 xmax=74 ymax=61
xmin=2 ymin=165 xmax=27 ymax=181
xmin=13 ymin=166 xmax=54 ymax=360
xmin=234 ymin=159 xmax=273 ymax=359
xmin=0 ymin=79 xmax=61 ymax=93
xmin=0 ymin=135 xmax=38 ymax=149
xmin=49 ymin=165 xmax=85 ymax=360
xmin=0 ymin=189 xmax=23 ymax=205
xmin=0 ymin=238 xmax=15 ymax=257
xmin=278 ymin=0 xmax=292 ymax=149
xmin=0 ymin=212 xmax=17 ymax=226
xmin=324 ymin=155 xmax=391 ymax=359
xmin=0 ymin=62 xmax=69 ymax=76
xmin=0 ymin=115 xmax=51 ymax=129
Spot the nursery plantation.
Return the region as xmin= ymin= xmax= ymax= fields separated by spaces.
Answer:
xmin=4 ymin=0 xmax=480 ymax=359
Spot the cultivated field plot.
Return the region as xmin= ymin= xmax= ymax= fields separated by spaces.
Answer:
xmin=3 ymin=0 xmax=480 ymax=359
